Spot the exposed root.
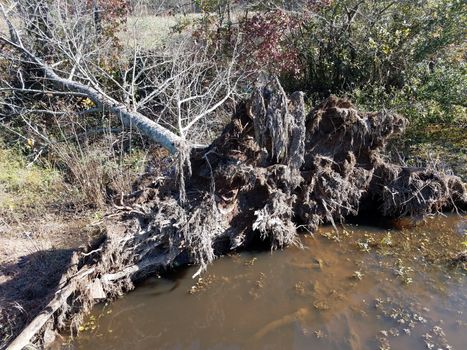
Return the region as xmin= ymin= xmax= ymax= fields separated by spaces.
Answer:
xmin=253 ymin=189 xmax=298 ymax=249
xmin=6 ymin=78 xmax=466 ymax=349
xmin=369 ymin=162 xmax=466 ymax=218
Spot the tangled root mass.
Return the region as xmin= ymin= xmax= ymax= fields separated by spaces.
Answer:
xmin=82 ymin=77 xmax=466 ymax=302
xmin=10 ymin=78 xmax=466 ymax=349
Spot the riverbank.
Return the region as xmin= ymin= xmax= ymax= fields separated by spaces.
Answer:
xmin=0 ymin=213 xmax=101 ymax=347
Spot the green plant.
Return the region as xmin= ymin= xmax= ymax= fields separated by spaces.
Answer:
xmin=0 ymin=144 xmax=63 ymax=221
xmin=266 ymin=0 xmax=466 ymax=133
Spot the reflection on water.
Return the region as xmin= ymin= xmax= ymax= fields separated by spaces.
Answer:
xmin=67 ymin=215 xmax=466 ymax=350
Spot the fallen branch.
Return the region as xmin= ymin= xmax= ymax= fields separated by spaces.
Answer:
xmin=6 ymin=268 xmax=95 ymax=350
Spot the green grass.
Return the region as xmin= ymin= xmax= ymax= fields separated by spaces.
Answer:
xmin=0 ymin=147 xmax=63 ymax=220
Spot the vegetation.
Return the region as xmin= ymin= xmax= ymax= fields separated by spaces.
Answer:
xmin=1 ymin=1 xmax=465 ymax=214
xmin=202 ymin=0 xmax=466 ymax=129
xmin=0 ymin=144 xmax=62 ymax=221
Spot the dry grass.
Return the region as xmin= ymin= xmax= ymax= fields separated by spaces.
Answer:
xmin=51 ymin=136 xmax=148 ymax=210
xmin=121 ymin=14 xmax=201 ymax=49
xmin=0 ymin=19 xmax=7 ymax=35
xmin=0 ymin=13 xmax=12 ymax=35
xmin=0 ymin=15 xmax=21 ymax=36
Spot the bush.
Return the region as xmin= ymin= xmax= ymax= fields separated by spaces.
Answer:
xmin=208 ymin=0 xmax=465 ymax=129
xmin=294 ymin=0 xmax=466 ymax=128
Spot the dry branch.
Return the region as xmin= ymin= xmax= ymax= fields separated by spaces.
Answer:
xmin=0 ymin=1 xmax=240 ymax=155
xmin=6 ymin=268 xmax=95 ymax=350
xmin=0 ymin=3 xmax=184 ymax=154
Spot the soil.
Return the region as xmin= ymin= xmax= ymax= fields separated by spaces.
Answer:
xmin=0 ymin=213 xmax=100 ymax=347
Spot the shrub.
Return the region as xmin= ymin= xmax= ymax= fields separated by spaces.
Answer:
xmin=207 ymin=0 xmax=465 ymax=129
xmin=293 ymin=0 xmax=466 ymax=128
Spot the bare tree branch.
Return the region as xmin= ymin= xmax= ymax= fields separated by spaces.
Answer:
xmin=0 ymin=1 xmax=240 ymax=153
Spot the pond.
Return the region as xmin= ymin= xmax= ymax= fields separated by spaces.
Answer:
xmin=64 ymin=215 xmax=466 ymax=350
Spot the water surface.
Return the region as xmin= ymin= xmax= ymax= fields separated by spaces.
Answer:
xmin=68 ymin=215 xmax=466 ymax=350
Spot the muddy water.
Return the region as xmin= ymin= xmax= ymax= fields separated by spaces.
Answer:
xmin=69 ymin=215 xmax=466 ymax=350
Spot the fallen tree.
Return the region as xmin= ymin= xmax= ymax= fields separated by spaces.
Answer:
xmin=1 ymin=1 xmax=466 ymax=349
xmin=5 ymin=77 xmax=466 ymax=350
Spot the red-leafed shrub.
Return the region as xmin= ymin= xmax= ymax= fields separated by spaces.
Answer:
xmin=192 ymin=1 xmax=332 ymax=78
xmin=85 ymin=0 xmax=129 ymax=22
xmin=240 ymin=10 xmax=303 ymax=77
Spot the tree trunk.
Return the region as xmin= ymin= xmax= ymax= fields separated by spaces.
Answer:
xmin=0 ymin=10 xmax=185 ymax=154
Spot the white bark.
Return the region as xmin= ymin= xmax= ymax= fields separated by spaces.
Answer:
xmin=0 ymin=3 xmax=185 ymax=153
